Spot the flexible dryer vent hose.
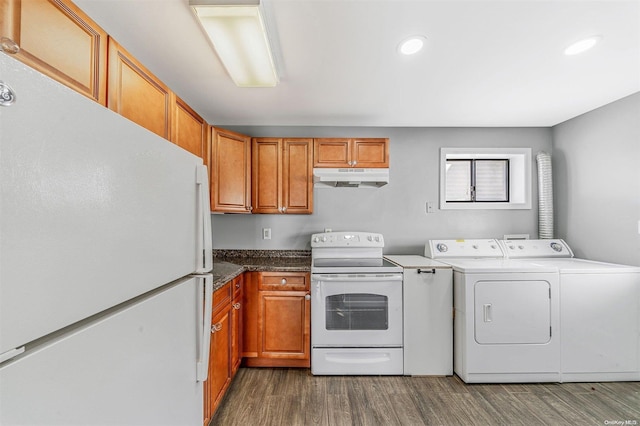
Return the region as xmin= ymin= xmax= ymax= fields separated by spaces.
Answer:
xmin=536 ymin=151 xmax=554 ymax=239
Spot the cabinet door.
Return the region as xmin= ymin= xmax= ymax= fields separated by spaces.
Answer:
xmin=209 ymin=127 xmax=251 ymax=213
xmin=230 ymin=275 xmax=243 ymax=375
xmin=242 ymin=272 xmax=259 ymax=359
xmin=107 ymin=37 xmax=171 ymax=139
xmin=208 ymin=305 xmax=231 ymax=415
xmin=313 ymin=138 xmax=351 ymax=167
xmin=352 ymin=138 xmax=389 ymax=168
xmin=0 ymin=0 xmax=107 ymax=104
xmin=258 ymin=291 xmax=310 ymax=362
xmin=171 ymin=94 xmax=206 ymax=159
xmin=282 ymin=138 xmax=313 ymax=214
xmin=252 ymin=138 xmax=281 ymax=213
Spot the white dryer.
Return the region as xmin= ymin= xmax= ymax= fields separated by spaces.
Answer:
xmin=500 ymin=239 xmax=640 ymax=382
xmin=425 ymin=239 xmax=561 ymax=383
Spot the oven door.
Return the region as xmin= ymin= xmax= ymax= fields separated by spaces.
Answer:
xmin=311 ymin=273 xmax=403 ymax=347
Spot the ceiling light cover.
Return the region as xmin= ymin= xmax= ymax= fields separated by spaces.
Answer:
xmin=564 ymin=35 xmax=603 ymax=56
xmin=399 ymin=36 xmax=426 ymax=55
xmin=191 ymin=1 xmax=278 ymax=87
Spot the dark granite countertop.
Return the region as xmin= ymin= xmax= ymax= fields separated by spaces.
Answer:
xmin=211 ymin=250 xmax=311 ymax=291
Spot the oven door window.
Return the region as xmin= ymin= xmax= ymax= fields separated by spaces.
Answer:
xmin=325 ymin=293 xmax=388 ymax=330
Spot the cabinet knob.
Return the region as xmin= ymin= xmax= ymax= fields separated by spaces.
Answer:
xmin=280 ymin=278 xmax=287 ymax=285
xmin=233 ymin=303 xmax=241 ymax=310
xmin=211 ymin=323 xmax=222 ymax=333
xmin=305 ymin=294 xmax=311 ymax=301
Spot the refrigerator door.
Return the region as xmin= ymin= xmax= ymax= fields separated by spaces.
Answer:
xmin=0 ymin=53 xmax=211 ymax=355
xmin=0 ymin=277 xmax=203 ymax=426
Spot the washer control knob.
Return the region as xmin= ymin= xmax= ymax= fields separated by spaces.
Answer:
xmin=375 ymin=236 xmax=381 ymax=242
xmin=550 ymin=242 xmax=563 ymax=252
xmin=472 ymin=244 xmax=478 ymax=249
xmin=436 ymin=243 xmax=448 ymax=253
xmin=321 ymin=236 xmax=327 ymax=242
xmin=518 ymin=245 xmax=524 ymax=250
xmin=313 ymin=237 xmax=319 ymax=243
xmin=368 ymin=235 xmax=373 ymax=241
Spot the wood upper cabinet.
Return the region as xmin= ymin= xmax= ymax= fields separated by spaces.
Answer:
xmin=107 ymin=37 xmax=171 ymax=139
xmin=252 ymin=138 xmax=313 ymax=214
xmin=209 ymin=127 xmax=252 ymax=213
xmin=171 ymin=94 xmax=207 ymax=160
xmin=314 ymin=138 xmax=389 ymax=168
xmin=0 ymin=0 xmax=107 ymax=104
xmin=243 ymin=272 xmax=310 ymax=368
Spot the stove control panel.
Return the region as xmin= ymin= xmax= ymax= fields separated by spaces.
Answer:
xmin=498 ymin=239 xmax=574 ymax=258
xmin=425 ymin=239 xmax=504 ymax=258
xmin=311 ymin=231 xmax=384 ymax=248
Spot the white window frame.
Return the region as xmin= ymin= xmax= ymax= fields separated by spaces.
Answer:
xmin=439 ymin=147 xmax=531 ymax=210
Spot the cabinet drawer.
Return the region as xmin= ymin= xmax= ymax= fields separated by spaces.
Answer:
xmin=259 ymin=272 xmax=309 ymax=291
xmin=212 ymin=281 xmax=232 ymax=316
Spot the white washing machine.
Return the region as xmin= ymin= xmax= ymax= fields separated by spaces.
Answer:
xmin=500 ymin=239 xmax=640 ymax=382
xmin=425 ymin=239 xmax=561 ymax=383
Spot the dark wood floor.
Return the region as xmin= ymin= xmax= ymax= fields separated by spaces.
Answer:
xmin=211 ymin=368 xmax=640 ymax=426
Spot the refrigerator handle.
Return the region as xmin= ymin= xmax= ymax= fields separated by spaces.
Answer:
xmin=195 ymin=165 xmax=212 ymax=273
xmin=196 ymin=275 xmax=213 ymax=382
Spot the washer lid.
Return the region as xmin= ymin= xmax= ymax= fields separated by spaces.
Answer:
xmin=528 ymin=258 xmax=640 ymax=273
xmin=439 ymin=258 xmax=559 ymax=273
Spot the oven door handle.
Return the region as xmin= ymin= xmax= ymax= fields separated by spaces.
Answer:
xmin=311 ymin=274 xmax=403 ymax=282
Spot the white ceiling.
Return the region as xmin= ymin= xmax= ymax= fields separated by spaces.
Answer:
xmin=74 ymin=0 xmax=640 ymax=127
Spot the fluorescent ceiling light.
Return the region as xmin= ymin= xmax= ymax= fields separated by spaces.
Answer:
xmin=564 ymin=35 xmax=603 ymax=56
xmin=399 ymin=36 xmax=426 ymax=55
xmin=190 ymin=1 xmax=278 ymax=87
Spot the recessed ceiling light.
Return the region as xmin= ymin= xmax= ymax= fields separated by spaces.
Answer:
xmin=399 ymin=36 xmax=427 ymax=55
xmin=564 ymin=35 xmax=603 ymax=56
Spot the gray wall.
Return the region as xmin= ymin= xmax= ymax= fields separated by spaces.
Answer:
xmin=211 ymin=127 xmax=552 ymax=254
xmin=552 ymin=92 xmax=640 ymax=266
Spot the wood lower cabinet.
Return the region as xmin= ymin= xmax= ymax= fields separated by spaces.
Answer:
xmin=230 ymin=275 xmax=243 ymax=375
xmin=203 ymin=275 xmax=243 ymax=425
xmin=107 ymin=37 xmax=172 ymax=139
xmin=242 ymin=271 xmax=310 ymax=368
xmin=0 ymin=0 xmax=107 ymax=104
xmin=252 ymin=138 xmax=313 ymax=214
xmin=171 ymin=94 xmax=207 ymax=160
xmin=314 ymin=138 xmax=389 ymax=168
xmin=209 ymin=127 xmax=251 ymax=213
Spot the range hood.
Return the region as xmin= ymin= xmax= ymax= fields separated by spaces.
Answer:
xmin=313 ymin=168 xmax=389 ymax=188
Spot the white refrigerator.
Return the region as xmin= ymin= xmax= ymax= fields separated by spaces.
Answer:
xmin=0 ymin=52 xmax=214 ymax=425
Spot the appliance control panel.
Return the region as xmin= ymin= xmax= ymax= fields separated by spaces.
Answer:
xmin=311 ymin=231 xmax=384 ymax=248
xmin=425 ymin=239 xmax=504 ymax=258
xmin=498 ymin=239 xmax=574 ymax=258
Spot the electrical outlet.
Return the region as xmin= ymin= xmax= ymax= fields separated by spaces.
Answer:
xmin=262 ymin=228 xmax=271 ymax=240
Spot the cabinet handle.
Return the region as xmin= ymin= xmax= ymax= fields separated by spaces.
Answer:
xmin=233 ymin=303 xmax=241 ymax=310
xmin=280 ymin=278 xmax=287 ymax=285
xmin=417 ymin=268 xmax=436 ymax=274
xmin=211 ymin=323 xmax=222 ymax=333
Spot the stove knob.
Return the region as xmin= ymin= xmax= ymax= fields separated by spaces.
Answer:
xmin=518 ymin=245 xmax=524 ymax=250
xmin=436 ymin=243 xmax=448 ymax=252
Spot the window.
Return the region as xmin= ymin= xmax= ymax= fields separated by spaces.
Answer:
xmin=440 ymin=148 xmax=531 ymax=210
xmin=446 ymin=159 xmax=509 ymax=202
